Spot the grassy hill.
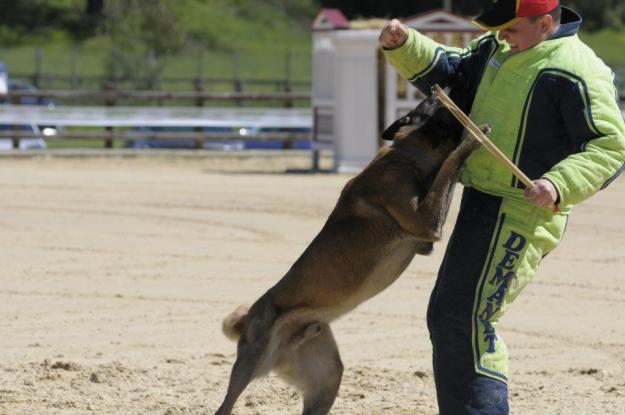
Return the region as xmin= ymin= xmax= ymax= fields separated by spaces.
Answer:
xmin=3 ymin=2 xmax=623 ymax=150
xmin=1 ymin=1 xmax=624 ymax=89
xmin=0 ymin=0 xmax=317 ymax=86
xmin=579 ymin=28 xmax=625 ymax=66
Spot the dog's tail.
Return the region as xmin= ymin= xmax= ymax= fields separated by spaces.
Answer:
xmin=222 ymin=305 xmax=249 ymax=342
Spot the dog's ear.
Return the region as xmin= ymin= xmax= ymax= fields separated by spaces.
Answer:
xmin=382 ymin=92 xmax=447 ymax=141
xmin=381 ymin=115 xmax=411 ymax=141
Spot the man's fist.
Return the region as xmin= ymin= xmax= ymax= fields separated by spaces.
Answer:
xmin=379 ymin=19 xmax=409 ymax=50
xmin=523 ymin=179 xmax=559 ymax=209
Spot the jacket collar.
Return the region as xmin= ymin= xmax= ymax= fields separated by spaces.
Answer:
xmin=549 ymin=6 xmax=582 ymax=40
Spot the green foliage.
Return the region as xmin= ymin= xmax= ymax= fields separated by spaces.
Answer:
xmin=0 ymin=25 xmax=21 ymax=45
xmin=171 ymin=0 xmax=314 ymax=54
xmin=579 ymin=28 xmax=625 ymax=64
xmin=100 ymin=0 xmax=187 ymax=86
xmin=0 ymin=0 xmax=93 ymax=43
xmin=104 ymin=0 xmax=186 ymax=56
xmin=579 ymin=27 xmax=625 ymax=91
xmin=3 ymin=0 xmax=621 ymax=91
xmin=557 ymin=1 xmax=624 ymax=31
xmin=258 ymin=0 xmax=318 ymax=22
xmin=94 ymin=0 xmax=316 ymax=85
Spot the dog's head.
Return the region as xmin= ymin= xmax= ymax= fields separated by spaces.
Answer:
xmin=382 ymin=73 xmax=470 ymax=149
xmin=382 ymin=93 xmax=462 ymax=152
xmin=381 ymin=93 xmax=442 ymax=142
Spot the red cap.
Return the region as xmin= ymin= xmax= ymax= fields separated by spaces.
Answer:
xmin=517 ymin=0 xmax=559 ymax=17
xmin=474 ymin=0 xmax=560 ymax=31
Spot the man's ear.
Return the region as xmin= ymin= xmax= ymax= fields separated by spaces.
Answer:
xmin=541 ymin=14 xmax=554 ymax=37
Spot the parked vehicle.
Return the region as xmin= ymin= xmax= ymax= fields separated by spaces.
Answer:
xmin=0 ymin=70 xmax=49 ymax=150
xmin=1 ymin=79 xmax=59 ymax=138
xmin=0 ymin=124 xmax=47 ymax=150
xmin=124 ymin=125 xmax=312 ymax=150
xmin=241 ymin=127 xmax=313 ymax=149
xmin=123 ymin=126 xmax=245 ymax=150
xmin=0 ymin=62 xmax=7 ymax=95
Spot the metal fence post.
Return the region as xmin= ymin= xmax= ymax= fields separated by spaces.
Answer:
xmin=284 ymin=50 xmax=293 ymax=108
xmin=233 ymin=52 xmax=243 ymax=106
xmin=33 ymin=47 xmax=42 ymax=89
xmin=70 ymin=45 xmax=79 ymax=90
xmin=312 ymin=106 xmax=320 ymax=172
xmin=103 ymin=80 xmax=117 ymax=149
xmin=10 ymin=93 xmax=20 ymax=149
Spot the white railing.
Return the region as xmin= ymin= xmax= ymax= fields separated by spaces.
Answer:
xmin=0 ymin=105 xmax=312 ymax=128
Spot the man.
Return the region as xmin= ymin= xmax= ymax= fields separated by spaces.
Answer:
xmin=379 ymin=0 xmax=625 ymax=413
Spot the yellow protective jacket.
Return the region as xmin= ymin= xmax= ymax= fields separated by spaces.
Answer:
xmin=384 ymin=7 xmax=625 ymax=213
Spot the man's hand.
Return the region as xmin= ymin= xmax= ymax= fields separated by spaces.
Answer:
xmin=379 ymin=19 xmax=409 ymax=50
xmin=524 ymin=179 xmax=559 ymax=209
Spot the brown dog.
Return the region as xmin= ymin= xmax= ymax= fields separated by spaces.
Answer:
xmin=214 ymin=93 xmax=488 ymax=415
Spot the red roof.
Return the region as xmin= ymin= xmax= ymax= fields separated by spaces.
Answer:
xmin=312 ymin=8 xmax=350 ymax=31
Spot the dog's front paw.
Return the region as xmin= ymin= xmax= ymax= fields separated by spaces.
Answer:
xmin=464 ymin=124 xmax=491 ymax=152
xmin=460 ymin=124 xmax=490 ymax=152
xmin=458 ymin=134 xmax=481 ymax=153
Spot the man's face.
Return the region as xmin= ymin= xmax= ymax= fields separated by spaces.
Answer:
xmin=498 ymin=16 xmax=550 ymax=53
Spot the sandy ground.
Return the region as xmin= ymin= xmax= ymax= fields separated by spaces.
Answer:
xmin=0 ymin=154 xmax=624 ymax=415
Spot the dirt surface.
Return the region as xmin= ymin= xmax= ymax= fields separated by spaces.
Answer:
xmin=1 ymin=156 xmax=624 ymax=415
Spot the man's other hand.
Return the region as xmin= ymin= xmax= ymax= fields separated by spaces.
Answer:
xmin=379 ymin=19 xmax=409 ymax=50
xmin=524 ymin=179 xmax=559 ymax=209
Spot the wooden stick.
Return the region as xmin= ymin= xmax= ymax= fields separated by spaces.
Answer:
xmin=431 ymin=84 xmax=535 ymax=189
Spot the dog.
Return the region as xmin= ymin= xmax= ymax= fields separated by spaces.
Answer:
xmin=214 ymin=91 xmax=489 ymax=415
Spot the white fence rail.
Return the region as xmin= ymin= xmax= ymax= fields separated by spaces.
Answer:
xmin=0 ymin=105 xmax=331 ymax=171
xmin=0 ymin=105 xmax=313 ymax=128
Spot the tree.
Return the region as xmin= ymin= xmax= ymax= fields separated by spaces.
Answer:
xmin=85 ymin=0 xmax=104 ymax=16
xmin=318 ymin=0 xmax=439 ymax=19
xmin=317 ymin=0 xmax=624 ymax=30
xmin=562 ymin=0 xmax=625 ymax=31
xmin=102 ymin=0 xmax=186 ymax=88
xmin=317 ymin=0 xmax=492 ymax=19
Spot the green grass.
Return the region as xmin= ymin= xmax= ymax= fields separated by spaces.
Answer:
xmin=0 ymin=0 xmax=314 ymax=88
xmin=579 ymin=28 xmax=625 ymax=66
xmin=46 ymin=138 xmax=120 ymax=149
xmin=1 ymin=2 xmax=624 ymax=90
xmin=578 ymin=28 xmax=625 ymax=90
xmin=1 ymin=40 xmax=311 ymax=91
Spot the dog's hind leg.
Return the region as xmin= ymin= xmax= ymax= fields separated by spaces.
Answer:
xmin=276 ymin=322 xmax=343 ymax=415
xmin=299 ymin=325 xmax=343 ymax=415
xmin=214 ymin=336 xmax=265 ymax=415
xmin=215 ymin=300 xmax=280 ymax=415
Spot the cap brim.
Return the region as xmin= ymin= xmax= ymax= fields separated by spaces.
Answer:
xmin=473 ymin=4 xmax=519 ymax=31
xmin=472 ymin=16 xmax=520 ymax=31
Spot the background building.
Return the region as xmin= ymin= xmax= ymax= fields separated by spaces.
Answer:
xmin=312 ymin=9 xmax=482 ymax=172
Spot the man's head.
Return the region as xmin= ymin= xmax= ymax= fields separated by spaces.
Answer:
xmin=474 ymin=0 xmax=561 ymax=53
